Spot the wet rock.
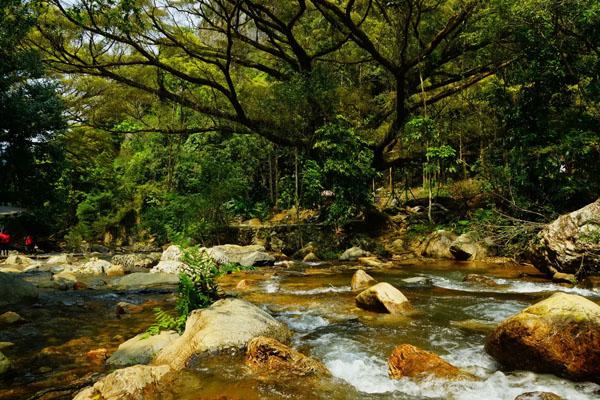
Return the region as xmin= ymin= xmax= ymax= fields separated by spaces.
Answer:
xmin=79 ymin=258 xmax=112 ymax=275
xmin=73 ymin=364 xmax=173 ymax=400
xmin=449 ymin=232 xmax=491 ymax=261
xmin=450 ymin=319 xmax=496 ymax=333
xmin=0 ymin=352 xmax=10 ymax=375
xmin=419 ymin=230 xmax=457 ymax=259
xmin=107 ymin=331 xmax=179 ymax=367
xmin=303 ymin=252 xmax=320 ymax=262
xmin=485 ymin=292 xmax=600 ymax=382
xmin=388 ymin=344 xmax=475 ymax=380
xmin=154 ymin=298 xmax=291 ymax=370
xmin=0 ymin=267 xmax=22 ymax=273
xmin=106 ymin=264 xmax=125 ymax=277
xmin=246 ymin=336 xmax=328 ymax=377
xmin=387 ymin=239 xmax=406 ymax=254
xmin=236 ymin=279 xmax=251 ymax=290
xmin=0 ymin=311 xmax=25 ymax=325
xmin=293 ymin=242 xmax=318 ymax=260
xmin=110 ymin=272 xmax=179 ymax=290
xmin=52 ymin=271 xmax=78 ymax=290
xmin=0 ymin=272 xmax=38 ymax=306
xmin=3 ymin=254 xmax=34 ymax=266
xmin=358 ymin=256 xmax=392 ymax=268
xmin=150 ymin=260 xmax=187 ymax=274
xmin=0 ymin=342 xmax=14 ymax=351
xmin=462 ymin=273 xmax=498 ymax=287
xmin=86 ymin=348 xmax=108 ymax=364
xmin=582 ymin=275 xmax=600 ymax=289
xmin=351 ymin=269 xmax=377 ymax=291
xmin=116 ymin=301 xmax=143 ymax=315
xmin=401 ymin=276 xmax=433 ymax=287
xmin=529 ymin=199 xmax=600 ymax=275
xmin=46 ymin=254 xmax=74 ymax=265
xmin=240 ymin=251 xmax=275 ymax=267
xmin=355 ymin=282 xmax=411 ymax=314
xmin=514 ymin=392 xmax=563 ymax=400
xmin=112 ymin=253 xmax=161 ymax=272
xmin=552 ymin=272 xmax=576 ymax=285
xmin=339 ymin=247 xmax=369 ymax=261
xmin=206 ymin=244 xmax=269 ymax=265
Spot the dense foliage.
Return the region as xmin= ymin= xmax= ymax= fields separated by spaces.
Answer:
xmin=0 ymin=0 xmax=597 ymax=246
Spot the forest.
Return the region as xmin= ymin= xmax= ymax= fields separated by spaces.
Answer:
xmin=1 ymin=1 xmax=600 ymax=400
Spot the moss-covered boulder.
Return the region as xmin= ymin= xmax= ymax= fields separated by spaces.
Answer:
xmin=485 ymin=292 xmax=600 ymax=382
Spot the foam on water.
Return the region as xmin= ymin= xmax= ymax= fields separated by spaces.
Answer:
xmin=276 ymin=310 xmax=330 ymax=332
xmin=263 ymin=277 xmax=280 ymax=293
xmin=463 ymin=299 xmax=528 ymax=322
xmin=430 ymin=275 xmax=600 ymax=297
xmin=282 ymin=285 xmax=351 ymax=295
xmin=306 ymin=333 xmax=600 ymax=399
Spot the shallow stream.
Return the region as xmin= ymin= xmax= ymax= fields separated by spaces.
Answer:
xmin=2 ymin=260 xmax=600 ymax=399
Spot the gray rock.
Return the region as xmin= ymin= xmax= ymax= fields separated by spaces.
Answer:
xmin=110 ymin=272 xmax=179 ymax=290
xmin=0 ymin=272 xmax=38 ymax=306
xmin=530 ymin=199 xmax=600 ymax=274
xmin=239 ymin=251 xmax=275 ymax=267
xmin=339 ymin=247 xmax=369 ymax=261
xmin=154 ymin=298 xmax=291 ymax=370
xmin=79 ymin=258 xmax=113 ymax=275
xmin=418 ymin=230 xmax=457 ymax=259
xmin=107 ymin=331 xmax=179 ymax=367
xmin=46 ymin=254 xmax=74 ymax=265
xmin=112 ymin=253 xmax=161 ymax=272
xmin=355 ymin=282 xmax=411 ymax=314
xmin=150 ymin=260 xmax=187 ymax=274
xmin=205 ymin=244 xmax=266 ymax=265
xmin=401 ymin=276 xmax=433 ymax=286
xmin=73 ymin=364 xmax=173 ymax=400
xmin=450 ymin=232 xmax=491 ymax=261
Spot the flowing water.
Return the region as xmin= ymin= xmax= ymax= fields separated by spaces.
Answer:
xmin=1 ymin=261 xmax=600 ymax=399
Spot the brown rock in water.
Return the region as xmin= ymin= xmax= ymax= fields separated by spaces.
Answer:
xmin=351 ymin=269 xmax=377 ymax=291
xmin=529 ymin=199 xmax=600 ymax=275
xmin=552 ymin=272 xmax=576 ymax=285
xmin=358 ymin=257 xmax=392 ymax=268
xmin=463 ymin=274 xmax=498 ymax=287
xmin=86 ymin=348 xmax=108 ymax=364
xmin=388 ymin=344 xmax=475 ymax=380
xmin=116 ymin=301 xmax=144 ymax=315
xmin=236 ymin=279 xmax=251 ymax=290
xmin=0 ymin=311 xmax=25 ymax=325
xmin=246 ymin=336 xmax=328 ymax=377
xmin=514 ymin=392 xmax=563 ymax=400
xmin=303 ymin=252 xmax=320 ymax=262
xmin=355 ymin=282 xmax=411 ymax=314
xmin=485 ymin=292 xmax=600 ymax=383
xmin=73 ymin=364 xmax=174 ymax=400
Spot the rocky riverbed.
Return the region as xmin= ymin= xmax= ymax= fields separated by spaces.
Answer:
xmin=1 ymin=250 xmax=599 ymax=400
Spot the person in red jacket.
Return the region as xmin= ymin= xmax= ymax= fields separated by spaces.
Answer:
xmin=0 ymin=230 xmax=11 ymax=256
xmin=25 ymin=235 xmax=34 ymax=253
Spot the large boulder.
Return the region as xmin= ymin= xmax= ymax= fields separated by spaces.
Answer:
xmin=73 ymin=364 xmax=174 ymax=400
xmin=449 ymin=232 xmax=491 ymax=261
xmin=0 ymin=273 xmax=38 ymax=306
xmin=529 ymin=199 xmax=600 ymax=275
xmin=107 ymin=331 xmax=179 ymax=367
xmin=245 ymin=336 xmax=328 ymax=377
xmin=351 ymin=269 xmax=377 ymax=291
xmin=485 ymin=292 xmax=600 ymax=382
xmin=355 ymin=282 xmax=411 ymax=314
xmin=339 ymin=247 xmax=369 ymax=261
xmin=239 ymin=251 xmax=275 ymax=267
xmin=388 ymin=344 xmax=475 ymax=381
xmin=154 ymin=298 xmax=291 ymax=370
xmin=150 ymin=260 xmax=187 ymax=274
xmin=110 ymin=272 xmax=179 ymax=291
xmin=160 ymin=245 xmax=184 ymax=262
xmin=206 ymin=244 xmax=272 ymax=266
xmin=418 ymin=230 xmax=457 ymax=259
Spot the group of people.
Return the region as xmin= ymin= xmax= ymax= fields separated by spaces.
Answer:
xmin=0 ymin=229 xmax=35 ymax=256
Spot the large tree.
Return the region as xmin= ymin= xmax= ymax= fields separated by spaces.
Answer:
xmin=33 ymin=0 xmax=515 ymax=169
xmin=1 ymin=0 xmax=65 ymax=209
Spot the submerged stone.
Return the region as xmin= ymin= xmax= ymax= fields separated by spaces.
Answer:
xmin=107 ymin=331 xmax=179 ymax=367
xmin=246 ymin=336 xmax=328 ymax=377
